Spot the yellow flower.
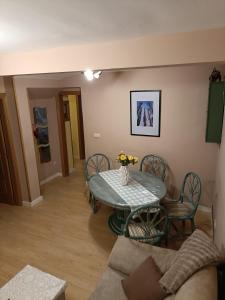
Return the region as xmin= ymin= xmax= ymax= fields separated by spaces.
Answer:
xmin=119 ymin=152 xmax=125 ymax=159
xmin=120 ymin=154 xmax=126 ymax=161
xmin=128 ymin=155 xmax=134 ymax=161
xmin=134 ymin=157 xmax=138 ymax=163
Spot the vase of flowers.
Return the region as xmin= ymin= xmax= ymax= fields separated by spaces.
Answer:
xmin=117 ymin=152 xmax=138 ymax=185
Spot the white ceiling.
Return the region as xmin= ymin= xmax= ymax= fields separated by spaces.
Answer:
xmin=1 ymin=0 xmax=225 ymax=53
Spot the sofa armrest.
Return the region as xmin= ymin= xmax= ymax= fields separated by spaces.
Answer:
xmin=108 ymin=236 xmax=176 ymax=275
xmin=174 ymin=266 xmax=217 ymax=300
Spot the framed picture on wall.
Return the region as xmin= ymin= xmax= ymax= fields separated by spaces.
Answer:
xmin=33 ymin=107 xmax=48 ymax=126
xmin=36 ymin=127 xmax=49 ymax=145
xmin=130 ymin=90 xmax=161 ymax=137
xmin=39 ymin=145 xmax=51 ymax=163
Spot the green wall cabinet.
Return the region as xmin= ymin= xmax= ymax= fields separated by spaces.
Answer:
xmin=206 ymin=82 xmax=225 ymax=143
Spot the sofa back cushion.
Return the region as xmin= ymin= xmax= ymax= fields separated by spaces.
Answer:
xmin=108 ymin=236 xmax=176 ymax=275
xmin=160 ymin=229 xmax=222 ymax=294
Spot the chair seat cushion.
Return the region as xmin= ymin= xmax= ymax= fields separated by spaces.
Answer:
xmin=128 ymin=225 xmax=164 ymax=244
xmin=121 ymin=256 xmax=166 ymax=300
xmin=164 ymin=201 xmax=194 ymax=217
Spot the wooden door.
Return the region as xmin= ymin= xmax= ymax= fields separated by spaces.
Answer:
xmin=57 ymin=94 xmax=69 ymax=177
xmin=0 ymin=107 xmax=14 ymax=204
xmin=57 ymin=91 xmax=86 ymax=176
xmin=77 ymin=94 xmax=85 ymax=159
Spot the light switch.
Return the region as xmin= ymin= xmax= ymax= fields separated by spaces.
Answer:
xmin=93 ymin=133 xmax=101 ymax=138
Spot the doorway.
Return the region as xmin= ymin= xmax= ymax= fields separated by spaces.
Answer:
xmin=27 ymin=88 xmax=85 ymax=185
xmin=58 ymin=91 xmax=85 ymax=177
xmin=0 ymin=96 xmax=21 ymax=205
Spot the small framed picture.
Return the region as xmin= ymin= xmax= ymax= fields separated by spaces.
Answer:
xmin=33 ymin=107 xmax=48 ymax=126
xmin=130 ymin=90 xmax=161 ymax=137
xmin=39 ymin=145 xmax=51 ymax=163
xmin=36 ymin=127 xmax=49 ymax=145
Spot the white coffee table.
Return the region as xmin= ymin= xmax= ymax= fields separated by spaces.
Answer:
xmin=0 ymin=265 xmax=67 ymax=300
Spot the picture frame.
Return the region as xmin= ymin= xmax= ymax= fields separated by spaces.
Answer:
xmin=36 ymin=127 xmax=49 ymax=145
xmin=33 ymin=107 xmax=48 ymax=126
xmin=130 ymin=90 xmax=161 ymax=137
xmin=39 ymin=145 xmax=51 ymax=163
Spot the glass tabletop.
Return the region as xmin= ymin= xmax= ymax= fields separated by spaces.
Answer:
xmin=88 ymin=170 xmax=167 ymax=210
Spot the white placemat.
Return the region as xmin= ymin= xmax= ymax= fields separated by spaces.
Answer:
xmin=99 ymin=170 xmax=159 ymax=207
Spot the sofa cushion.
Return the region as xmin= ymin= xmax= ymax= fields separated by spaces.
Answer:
xmin=89 ymin=267 xmax=127 ymax=300
xmin=122 ymin=256 xmax=166 ymax=300
xmin=160 ymin=229 xmax=221 ymax=294
xmin=108 ymin=236 xmax=176 ymax=275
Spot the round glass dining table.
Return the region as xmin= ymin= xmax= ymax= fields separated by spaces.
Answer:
xmin=88 ymin=170 xmax=167 ymax=235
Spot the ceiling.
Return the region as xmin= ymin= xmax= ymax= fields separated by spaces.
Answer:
xmin=1 ymin=0 xmax=225 ymax=53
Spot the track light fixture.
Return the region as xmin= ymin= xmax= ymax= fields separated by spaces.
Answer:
xmin=84 ymin=69 xmax=102 ymax=81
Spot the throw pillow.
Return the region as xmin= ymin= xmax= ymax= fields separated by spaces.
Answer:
xmin=121 ymin=256 xmax=166 ymax=300
xmin=159 ymin=229 xmax=222 ymax=294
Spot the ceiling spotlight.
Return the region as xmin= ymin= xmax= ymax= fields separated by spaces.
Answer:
xmin=93 ymin=71 xmax=102 ymax=79
xmin=84 ymin=69 xmax=102 ymax=81
xmin=84 ymin=69 xmax=94 ymax=81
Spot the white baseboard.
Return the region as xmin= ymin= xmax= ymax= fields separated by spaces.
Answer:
xmin=40 ymin=172 xmax=62 ymax=185
xmin=199 ymin=205 xmax=212 ymax=213
xmin=23 ymin=195 xmax=44 ymax=207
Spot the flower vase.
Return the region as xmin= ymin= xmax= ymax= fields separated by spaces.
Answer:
xmin=119 ymin=165 xmax=129 ymax=186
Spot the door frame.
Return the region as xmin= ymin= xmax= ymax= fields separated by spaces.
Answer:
xmin=0 ymin=94 xmax=22 ymax=205
xmin=57 ymin=90 xmax=86 ymax=177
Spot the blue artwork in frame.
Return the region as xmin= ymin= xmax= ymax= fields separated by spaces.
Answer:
xmin=33 ymin=106 xmax=51 ymax=163
xmin=36 ymin=127 xmax=49 ymax=145
xmin=33 ymin=107 xmax=48 ymax=126
xmin=130 ymin=90 xmax=161 ymax=137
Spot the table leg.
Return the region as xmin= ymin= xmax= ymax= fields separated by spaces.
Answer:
xmin=108 ymin=209 xmax=130 ymax=235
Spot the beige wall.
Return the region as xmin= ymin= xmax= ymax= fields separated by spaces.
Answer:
xmin=13 ymin=77 xmax=62 ymax=201
xmin=29 ymin=96 xmax=62 ymax=181
xmin=3 ymin=77 xmax=30 ymax=203
xmin=0 ymin=27 xmax=225 ymax=75
xmin=214 ymin=117 xmax=225 ymax=252
xmin=63 ymin=64 xmax=220 ymax=206
xmin=0 ymin=77 xmax=30 ymax=203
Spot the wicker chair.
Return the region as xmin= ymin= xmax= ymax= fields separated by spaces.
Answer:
xmin=84 ymin=153 xmax=110 ymax=213
xmin=140 ymin=154 xmax=167 ymax=181
xmin=123 ymin=204 xmax=168 ymax=246
xmin=162 ymin=172 xmax=201 ymax=237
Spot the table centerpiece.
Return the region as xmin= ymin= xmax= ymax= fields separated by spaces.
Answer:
xmin=117 ymin=152 xmax=138 ymax=185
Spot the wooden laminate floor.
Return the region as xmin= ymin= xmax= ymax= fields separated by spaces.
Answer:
xmin=0 ymin=161 xmax=212 ymax=299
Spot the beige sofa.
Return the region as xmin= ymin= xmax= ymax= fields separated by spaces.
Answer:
xmin=90 ymin=236 xmax=217 ymax=300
